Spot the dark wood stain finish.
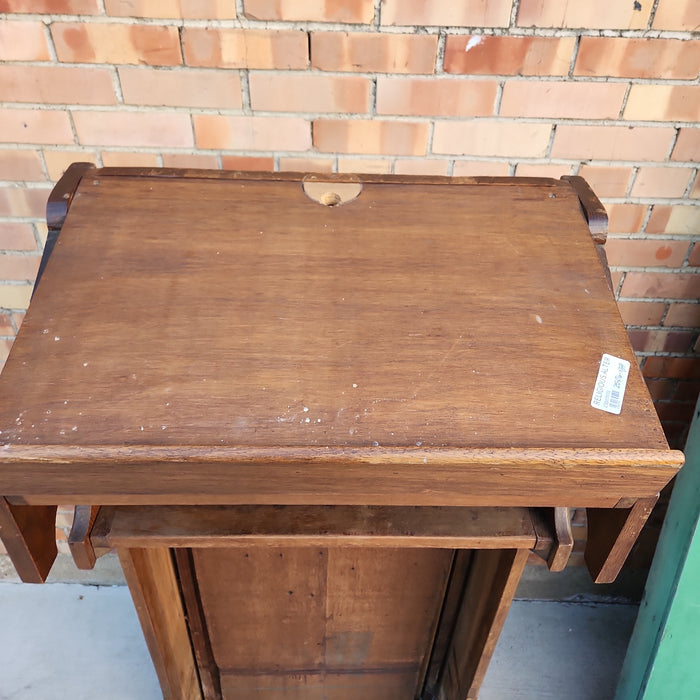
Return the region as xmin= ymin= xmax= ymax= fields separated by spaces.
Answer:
xmin=0 ymin=168 xmax=683 ymax=699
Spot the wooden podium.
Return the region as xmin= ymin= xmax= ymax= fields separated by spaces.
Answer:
xmin=0 ymin=166 xmax=683 ymax=700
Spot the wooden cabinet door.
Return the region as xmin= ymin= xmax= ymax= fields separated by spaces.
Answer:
xmin=181 ymin=546 xmax=454 ymax=699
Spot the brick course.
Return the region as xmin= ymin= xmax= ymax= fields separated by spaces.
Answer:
xmin=0 ymin=0 xmax=697 ymax=453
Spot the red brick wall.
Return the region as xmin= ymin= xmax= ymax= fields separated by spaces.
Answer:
xmin=0 ymin=0 xmax=698 ymax=463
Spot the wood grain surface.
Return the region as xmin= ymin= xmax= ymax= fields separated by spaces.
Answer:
xmin=0 ymin=172 xmax=680 ymax=504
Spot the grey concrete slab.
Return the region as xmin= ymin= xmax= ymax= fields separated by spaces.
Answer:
xmin=0 ymin=582 xmax=161 ymax=700
xmin=480 ymin=600 xmax=639 ymax=699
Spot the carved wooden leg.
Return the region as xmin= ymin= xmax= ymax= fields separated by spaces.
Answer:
xmin=118 ymin=547 xmax=202 ymax=700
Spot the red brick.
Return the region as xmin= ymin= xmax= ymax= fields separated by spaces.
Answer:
xmin=606 ymin=204 xmax=647 ymax=234
xmin=655 ymin=401 xmax=697 ymax=423
xmin=577 ymin=166 xmax=632 ymax=198
xmin=0 ymin=186 xmax=51 ymax=218
xmin=279 ymin=157 xmax=334 ymax=173
xmin=377 ymin=77 xmax=496 ymax=117
xmin=119 ymin=67 xmax=241 ymax=109
xmin=645 ymin=378 xmax=674 ymax=402
xmin=381 ymin=0 xmax=511 ymax=27
xmin=0 ymin=21 xmax=50 ymax=60
xmin=0 ymin=150 xmax=45 ymax=181
xmin=551 ymin=125 xmax=674 ymax=161
xmin=221 ymin=155 xmax=275 ymax=172
xmin=500 ymin=81 xmax=627 ymax=119
xmin=575 ymin=38 xmax=700 ymax=80
xmin=517 ymin=0 xmax=651 ymax=29
xmin=620 ymin=272 xmax=700 ymax=300
xmin=515 ymin=163 xmax=572 ymax=178
xmin=605 ymin=239 xmax=688 ymax=269
xmin=624 ymin=85 xmax=700 ymax=123
xmin=664 ymin=303 xmax=700 ymax=328
xmin=674 ymin=380 xmax=700 ymax=403
xmin=0 ymin=254 xmax=40 ymax=282
xmin=631 ymin=167 xmax=693 ymax=199
xmin=311 ymin=32 xmax=437 ymax=74
xmin=336 ymin=157 xmax=391 ymax=174
xmin=43 ymin=150 xmax=98 ymax=181
xmin=314 ymin=119 xmax=428 ymax=156
xmin=244 ymin=0 xmax=373 ymax=22
xmin=0 ymin=312 xmax=14 ymax=335
xmin=646 ymin=206 xmax=700 ymax=235
xmin=628 ymin=329 xmax=695 ymax=354
xmin=690 ymin=244 xmax=700 ymax=267
xmin=0 ymin=66 xmax=116 ymax=106
xmin=617 ymin=301 xmax=666 ymax=326
xmin=105 ymin=0 xmax=237 ymax=18
xmin=610 ymin=270 xmax=623 ymax=293
xmin=691 ymin=174 xmax=700 ymax=200
xmin=249 ymin=74 xmax=370 ymax=113
xmin=0 ymin=0 xmax=99 ymax=11
xmin=652 ymin=0 xmax=700 ymax=31
xmin=0 ymin=223 xmax=37 ymax=251
xmin=644 ymin=357 xmax=700 ymax=380
xmin=0 ymin=338 xmax=13 ymax=366
xmin=100 ymin=152 xmax=161 ymax=167
xmin=194 ymin=115 xmax=311 ymax=151
xmin=394 ymin=159 xmax=450 ymax=176
xmin=452 ymin=161 xmax=510 ymax=177
xmin=74 ymin=111 xmax=193 ymax=148
xmin=433 ymin=121 xmax=551 ymax=158
xmin=0 ymin=109 xmax=74 ymax=146
xmin=52 ymin=22 xmax=181 ymax=66
xmin=183 ymin=28 xmax=307 ymax=69
xmin=444 ymin=35 xmax=575 ymax=76
xmin=161 ymin=153 xmax=220 ymax=169
xmin=672 ymin=129 xmax=700 ymax=163
xmin=0 ymin=285 xmax=31 ymax=310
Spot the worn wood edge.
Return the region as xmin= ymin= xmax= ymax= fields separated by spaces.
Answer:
xmin=596 ymin=243 xmax=615 ymax=293
xmin=173 ymin=549 xmax=222 ymax=700
xmin=118 ymin=547 xmax=202 ymax=700
xmin=585 ymin=496 xmax=659 ymax=583
xmin=0 ymin=445 xmax=684 ymax=467
xmin=68 ymin=505 xmax=100 ymax=570
xmin=46 ymin=162 xmax=95 ymax=231
xmin=90 ymin=505 xmax=539 ymax=550
xmin=561 ymin=175 xmax=608 ymax=243
xmin=0 ymin=497 xmax=57 ymax=583
xmin=465 ymin=549 xmax=530 ymax=698
xmin=90 ymin=167 xmax=565 ymax=188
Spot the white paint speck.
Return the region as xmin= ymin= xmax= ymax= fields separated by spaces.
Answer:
xmin=423 ymin=458 xmax=427 ymax=464
xmin=303 ymin=406 xmax=309 ymax=412
xmin=161 ymin=425 xmax=167 ymax=430
xmin=372 ymin=441 xmax=379 ymax=446
xmin=535 ymin=314 xmax=543 ymax=324
xmin=54 ymin=336 xmax=60 ymax=341
xmin=416 ymin=441 xmax=422 ymax=446
xmin=71 ymin=426 xmax=77 ymax=431
xmin=83 ymin=362 xmax=88 ymax=367
xmin=305 ymin=417 xmax=310 ymax=423
xmin=352 ymin=383 xmax=358 ymax=388
xmin=42 ymin=329 xmax=48 ymax=334
xmin=465 ymin=36 xmax=484 ymax=52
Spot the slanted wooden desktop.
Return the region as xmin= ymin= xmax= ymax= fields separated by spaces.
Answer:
xmin=0 ymin=166 xmax=683 ymax=700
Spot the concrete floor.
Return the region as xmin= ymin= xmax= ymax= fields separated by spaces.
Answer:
xmin=0 ymin=556 xmax=641 ymax=699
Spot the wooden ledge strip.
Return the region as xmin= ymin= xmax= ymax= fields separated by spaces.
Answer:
xmin=91 ymin=505 xmax=539 ymax=550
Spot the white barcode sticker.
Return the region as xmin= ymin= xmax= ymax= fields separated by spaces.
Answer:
xmin=591 ymin=354 xmax=630 ymax=415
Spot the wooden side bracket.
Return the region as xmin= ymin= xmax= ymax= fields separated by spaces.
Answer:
xmin=561 ymin=175 xmax=608 ymax=243
xmin=530 ymin=507 xmax=573 ymax=572
xmin=68 ymin=505 xmax=101 ymax=570
xmin=585 ymin=496 xmax=659 ymax=584
xmin=0 ymin=497 xmax=57 ymax=582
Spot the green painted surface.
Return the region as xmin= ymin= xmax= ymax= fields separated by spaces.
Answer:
xmin=616 ymin=397 xmax=700 ymax=699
